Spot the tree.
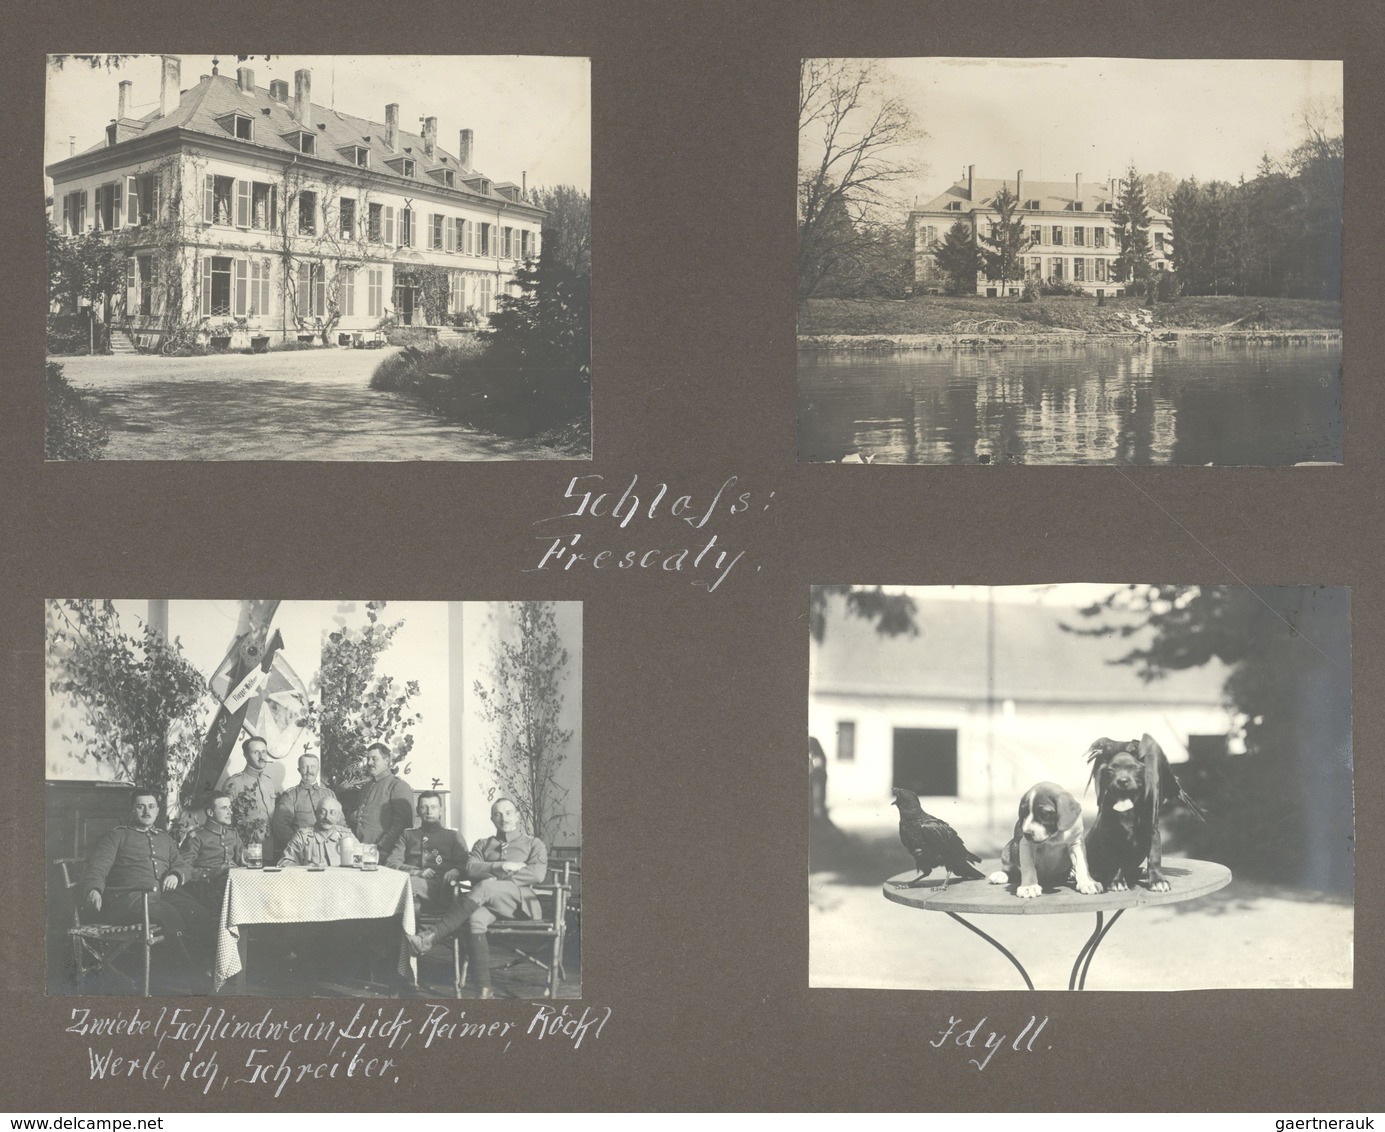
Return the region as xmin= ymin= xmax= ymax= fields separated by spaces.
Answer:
xmin=1140 ymin=171 xmax=1179 ymax=211
xmin=1110 ymin=164 xmax=1153 ymax=288
xmin=528 ymin=185 xmax=590 ymax=277
xmin=809 ymin=586 xmax=919 ymax=644
xmin=798 ymin=59 xmax=920 ymax=299
xmin=46 ymin=599 xmax=210 ymax=808
xmin=472 ymin=602 xmax=575 ymax=845
xmin=1064 ymin=585 xmax=1351 ymax=891
xmin=931 ymin=219 xmax=980 ymax=296
xmin=47 ymin=220 xmax=127 ymax=352
xmin=1167 ymin=179 xmax=1205 ymax=292
xmin=976 ymin=186 xmax=1032 ymax=296
xmin=315 ymin=602 xmax=421 ymax=793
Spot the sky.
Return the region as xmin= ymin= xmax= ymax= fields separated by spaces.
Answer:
xmin=867 ymin=58 xmax=1342 ymax=207
xmin=44 ymin=54 xmax=590 ymax=194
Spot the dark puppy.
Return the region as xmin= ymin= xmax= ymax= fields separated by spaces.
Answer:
xmin=989 ymin=781 xmax=1101 ymax=898
xmin=1084 ymin=734 xmax=1203 ymax=893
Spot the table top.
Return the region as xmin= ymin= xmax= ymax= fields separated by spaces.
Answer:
xmin=882 ymin=858 xmax=1232 ymax=916
xmin=223 ymin=864 xmax=413 ymax=926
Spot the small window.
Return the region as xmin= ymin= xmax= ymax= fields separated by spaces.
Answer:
xmin=352 ymin=146 xmax=369 ymax=167
xmin=836 ymin=721 xmax=855 ymax=763
xmin=946 ymin=200 xmax=962 ymax=211
xmin=286 ymin=131 xmax=316 ymax=155
xmin=1073 ymin=200 xmax=1084 ymax=212
xmin=1025 ymin=198 xmax=1040 ymax=210
xmin=234 ymin=115 xmax=253 ymax=141
xmin=398 ymin=158 xmax=415 ymax=178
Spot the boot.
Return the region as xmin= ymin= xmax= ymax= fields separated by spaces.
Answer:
xmin=404 ymin=928 xmax=436 ymax=956
xmin=468 ymin=932 xmax=492 ymax=998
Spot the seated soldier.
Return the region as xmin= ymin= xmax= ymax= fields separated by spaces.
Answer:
xmin=178 ymin=791 xmax=243 ymax=909
xmin=280 ymin=798 xmax=352 ymax=867
xmin=386 ymin=791 xmax=464 ymax=911
xmin=270 ymin=754 xmax=338 ymax=858
xmin=80 ymin=788 xmax=210 ymax=989
xmin=404 ymin=798 xmax=547 ymax=998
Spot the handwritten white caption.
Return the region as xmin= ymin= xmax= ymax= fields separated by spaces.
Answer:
xmin=931 ymin=1015 xmax=1051 ymax=1071
xmin=68 ymin=1002 xmax=611 ymax=1097
xmin=531 ymin=474 xmax=779 ymax=593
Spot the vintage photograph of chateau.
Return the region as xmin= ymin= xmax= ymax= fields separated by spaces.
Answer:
xmin=798 ymin=58 xmax=1343 ymax=466
xmin=45 ymin=55 xmax=591 ymax=460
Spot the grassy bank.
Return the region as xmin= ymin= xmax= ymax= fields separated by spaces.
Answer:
xmin=800 ymin=294 xmax=1342 ymax=336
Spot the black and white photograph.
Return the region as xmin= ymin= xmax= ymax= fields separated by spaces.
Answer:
xmin=45 ymin=54 xmax=591 ymax=460
xmin=45 ymin=599 xmax=582 ymax=999
xmin=809 ymin=584 xmax=1352 ymax=990
xmin=798 ymin=58 xmax=1343 ymax=465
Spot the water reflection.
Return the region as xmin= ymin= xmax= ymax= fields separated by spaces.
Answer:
xmin=797 ymin=341 xmax=1342 ymax=466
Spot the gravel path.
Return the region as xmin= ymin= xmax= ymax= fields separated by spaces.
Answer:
xmin=52 ymin=348 xmax=566 ymax=461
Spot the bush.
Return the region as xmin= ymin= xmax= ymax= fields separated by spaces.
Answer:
xmin=45 ymin=362 xmax=108 ymax=460
xmin=1039 ymin=279 xmax=1088 ymax=297
xmin=47 ymin=313 xmax=102 ymax=356
xmin=384 ymin=327 xmax=436 ymax=348
xmin=268 ymin=339 xmax=321 ymax=352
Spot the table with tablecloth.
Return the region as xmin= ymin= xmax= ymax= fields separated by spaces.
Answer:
xmin=214 ymin=866 xmax=416 ymax=992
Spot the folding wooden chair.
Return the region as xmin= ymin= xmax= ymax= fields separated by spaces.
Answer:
xmin=454 ymin=864 xmax=573 ymax=999
xmin=56 ymin=859 xmax=164 ymax=997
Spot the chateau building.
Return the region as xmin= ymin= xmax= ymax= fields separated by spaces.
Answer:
xmin=46 ymin=56 xmax=547 ymax=347
xmin=909 ymin=166 xmax=1172 ymax=297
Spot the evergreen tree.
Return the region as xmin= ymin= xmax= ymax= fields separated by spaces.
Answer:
xmin=931 ymin=219 xmax=980 ymax=296
xmin=1167 ymin=179 xmax=1205 ymax=292
xmin=975 ymin=186 xmax=1032 ymax=296
xmin=1110 ymin=164 xmax=1153 ymax=288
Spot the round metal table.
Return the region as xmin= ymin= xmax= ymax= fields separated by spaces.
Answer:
xmin=882 ymin=858 xmax=1232 ymax=990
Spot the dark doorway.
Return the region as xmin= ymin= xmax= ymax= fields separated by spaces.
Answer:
xmin=892 ymin=728 xmax=958 ymax=796
xmin=394 ymin=285 xmax=417 ymax=326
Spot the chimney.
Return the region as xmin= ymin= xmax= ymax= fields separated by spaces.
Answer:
xmin=68 ymin=135 xmax=75 ymax=157
xmin=1016 ymin=169 xmax=1023 ymax=201
xmin=118 ymin=80 xmax=131 ymax=119
xmin=293 ymin=68 xmax=311 ymax=123
xmin=1110 ymin=177 xmax=1118 ymax=201
xmin=269 ymin=79 xmax=288 ymax=102
xmin=522 ymin=170 xmax=527 ymax=196
xmin=159 ymin=55 xmax=181 ymax=118
xmin=422 ymin=116 xmax=437 ymax=158
xmin=1075 ymin=172 xmax=1083 ymax=204
xmin=385 ymin=103 xmax=399 ymax=152
xmin=967 ymin=164 xmax=975 ymax=200
xmin=458 ymin=128 xmax=473 ymax=169
xmin=237 ymin=66 xmax=254 ymax=94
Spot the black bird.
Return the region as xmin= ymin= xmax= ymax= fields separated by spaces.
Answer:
xmin=890 ymin=787 xmax=986 ymax=890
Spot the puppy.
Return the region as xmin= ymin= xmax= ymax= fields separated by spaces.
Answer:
xmin=1084 ymin=734 xmax=1202 ymax=893
xmin=988 ymin=781 xmax=1102 ymax=899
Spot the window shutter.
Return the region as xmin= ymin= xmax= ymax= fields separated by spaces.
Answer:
xmin=314 ymin=266 xmax=325 ymax=316
xmin=126 ymin=256 xmax=138 ymax=317
xmin=297 ymin=262 xmax=309 ymax=317
xmin=205 ymin=175 xmax=216 ymax=223
xmin=236 ymin=181 xmax=250 ymax=228
xmin=268 ymin=186 xmax=278 ymax=231
xmin=384 ymin=206 xmax=394 ymax=245
xmin=125 ymin=177 xmax=138 ymax=225
xmin=445 ymin=217 xmax=455 ymax=253
xmin=62 ymin=195 xmax=71 ymax=233
xmin=112 ymin=181 xmax=123 ymax=229
xmin=201 ymin=258 xmax=213 ymax=317
xmin=234 ymin=259 xmax=248 ymax=317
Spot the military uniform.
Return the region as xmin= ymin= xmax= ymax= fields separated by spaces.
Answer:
xmin=222 ymin=766 xmax=276 ymax=858
xmin=178 ymin=820 xmax=244 ymax=909
xmin=280 ymin=824 xmax=353 ymax=868
xmin=386 ymin=821 xmax=466 ymax=907
xmin=270 ymin=781 xmax=338 ymax=855
xmin=80 ymin=824 xmax=206 ymax=943
xmin=353 ymin=773 xmax=414 ymax=857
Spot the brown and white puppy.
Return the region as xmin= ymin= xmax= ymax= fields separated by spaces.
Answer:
xmin=989 ymin=781 xmax=1102 ymax=899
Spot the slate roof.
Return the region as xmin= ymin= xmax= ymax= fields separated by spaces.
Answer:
xmin=915 ymin=177 xmax=1169 ymax=222
xmin=811 ymin=595 xmax=1227 ymax=705
xmin=70 ymin=71 xmax=530 ymax=208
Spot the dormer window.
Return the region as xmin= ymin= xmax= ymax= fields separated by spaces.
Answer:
xmin=218 ymin=112 xmax=255 ymax=141
xmin=1025 ymin=198 xmax=1040 ymax=210
xmin=945 ymin=200 xmax=962 ymax=211
xmin=1072 ymin=200 xmax=1084 ymax=212
xmin=401 ymin=158 xmax=415 ymax=177
xmin=430 ymin=168 xmax=456 ymax=188
xmin=352 ymin=146 xmax=369 ymax=167
xmin=284 ymin=130 xmax=316 ymax=155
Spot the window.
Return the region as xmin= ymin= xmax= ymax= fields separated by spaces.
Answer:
xmin=1074 ymin=257 xmax=1085 ymax=282
xmin=836 ymin=721 xmax=855 ymax=763
xmin=392 ymin=157 xmax=416 ymax=178
xmin=61 ymin=190 xmax=87 ymax=235
xmin=339 ymin=267 xmax=356 ymax=317
xmin=249 ymin=258 xmax=271 ymax=316
xmin=288 ymin=131 xmax=316 ymax=155
xmin=1030 ymin=225 xmax=1042 ymax=245
xmin=1051 ymin=225 xmax=1064 ymax=246
xmin=130 ymin=254 xmax=154 ymax=316
xmin=367 ymin=268 xmax=383 ymax=317
xmin=434 ymin=169 xmax=455 ymax=188
xmin=1095 ymin=258 xmax=1107 ymax=283
xmin=248 ymin=182 xmax=276 ymax=230
xmin=1025 ymin=198 xmax=1040 ymax=210
xmin=1154 ymin=232 xmax=1166 ymax=252
xmin=1028 ymin=256 xmax=1042 ymax=278
xmin=448 ymin=271 xmax=462 ymax=312
xmin=368 ymin=202 xmax=383 ymax=242
xmin=432 ymin=213 xmax=445 ymax=250
xmin=206 ymin=256 xmax=233 ymax=316
xmin=1050 ymin=257 xmax=1064 ymax=281
xmin=945 ymin=200 xmax=961 ymax=211
xmin=1093 ymin=227 xmax=1106 ymax=249
xmin=500 ymin=227 xmax=512 ymax=258
xmin=399 ymin=207 xmax=413 ymax=247
xmin=203 ymin=175 xmax=234 ymax=225
xmin=124 ymin=173 xmax=158 ymax=226
xmin=296 ymin=261 xmax=326 ymax=318
xmin=478 ymin=222 xmax=491 ymax=256
xmin=234 ymin=115 xmax=253 ymax=141
xmin=340 ymin=198 xmax=356 ymax=239
xmin=1073 ymin=226 xmax=1085 ymax=247
xmin=348 ymin=146 xmax=369 ymax=168
xmin=298 ymin=190 xmax=317 ymax=235
xmin=95 ymin=182 xmax=122 ymax=231
xmin=1073 ymin=200 xmax=1085 ymax=211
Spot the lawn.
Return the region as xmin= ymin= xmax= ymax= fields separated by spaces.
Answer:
xmin=799 ymin=294 xmax=1343 ymax=336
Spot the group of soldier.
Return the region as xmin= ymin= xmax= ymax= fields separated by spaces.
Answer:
xmin=77 ymin=737 xmax=549 ymax=997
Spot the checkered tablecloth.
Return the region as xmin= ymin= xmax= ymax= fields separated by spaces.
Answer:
xmin=214 ymin=866 xmax=417 ymax=989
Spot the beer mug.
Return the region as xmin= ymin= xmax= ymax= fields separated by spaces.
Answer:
xmin=244 ymin=842 xmax=263 ymax=869
xmin=338 ymin=833 xmax=359 ymax=868
xmin=361 ymin=844 xmax=379 ymax=871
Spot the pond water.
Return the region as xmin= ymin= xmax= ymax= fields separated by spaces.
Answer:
xmin=797 ymin=341 xmax=1342 ymax=465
